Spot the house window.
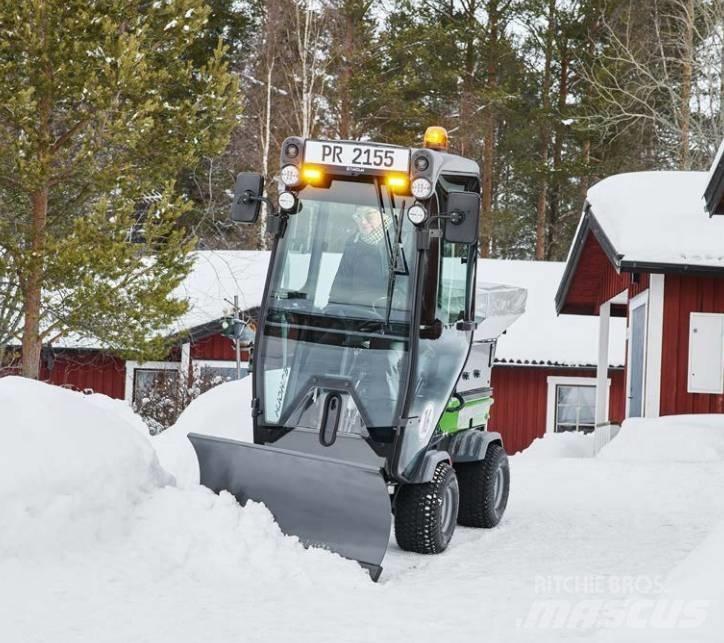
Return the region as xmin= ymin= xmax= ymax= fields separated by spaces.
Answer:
xmin=132 ymin=367 xmax=179 ymax=406
xmin=546 ymin=376 xmax=610 ymax=435
xmin=124 ymin=361 xmax=181 ymax=405
xmin=554 ymin=384 xmax=596 ymax=433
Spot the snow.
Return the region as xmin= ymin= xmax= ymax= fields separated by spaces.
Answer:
xmin=0 ymin=377 xmax=169 ymax=558
xmin=518 ymin=429 xmax=597 ymax=459
xmin=587 ymin=171 xmax=724 ymax=268
xmin=599 ymin=414 xmax=724 ymax=463
xmin=0 ymin=377 xmax=724 ymax=643
xmin=1 ymin=378 xmax=724 ymax=642
xmin=154 ymin=377 xmax=254 ymax=486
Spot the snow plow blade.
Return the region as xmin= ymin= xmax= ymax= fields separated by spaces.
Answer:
xmin=188 ymin=433 xmax=392 ymax=580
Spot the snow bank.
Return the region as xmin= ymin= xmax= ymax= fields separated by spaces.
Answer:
xmin=153 ymin=377 xmax=254 ymax=486
xmin=0 ymin=377 xmax=169 ymax=558
xmin=517 ymin=430 xmax=596 ymax=458
xmin=84 ymin=391 xmax=151 ymax=437
xmin=599 ymin=415 xmax=724 ymax=462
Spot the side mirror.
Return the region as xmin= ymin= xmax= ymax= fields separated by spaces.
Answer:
xmin=231 ymin=172 xmax=265 ymax=223
xmin=444 ymin=191 xmax=480 ymax=245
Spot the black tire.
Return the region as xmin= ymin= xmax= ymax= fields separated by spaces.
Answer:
xmin=455 ymin=443 xmax=510 ymax=528
xmin=394 ymin=462 xmax=459 ymax=554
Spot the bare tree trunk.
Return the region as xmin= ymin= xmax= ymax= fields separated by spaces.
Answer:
xmin=547 ymin=39 xmax=569 ymax=260
xmin=21 ymin=188 xmax=48 ymax=379
xmin=535 ymin=0 xmax=555 ymax=260
xmin=337 ymin=11 xmax=353 ymax=139
xmin=679 ymin=0 xmax=694 ymax=169
xmin=480 ymin=0 xmax=498 ymax=258
xmin=579 ymin=139 xmax=591 ymax=202
xmin=258 ymin=60 xmax=275 ymax=249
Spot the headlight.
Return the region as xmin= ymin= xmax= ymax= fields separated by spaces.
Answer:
xmin=280 ymin=164 xmax=301 ymax=187
xmin=278 ymin=191 xmax=296 ymax=211
xmin=407 ymin=204 xmax=428 ymax=226
xmin=411 ymin=177 xmax=433 ymax=199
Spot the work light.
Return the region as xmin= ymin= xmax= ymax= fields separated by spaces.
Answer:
xmin=280 ymin=164 xmax=301 ymax=187
xmin=407 ymin=204 xmax=427 ymax=226
xmin=411 ymin=177 xmax=433 ymax=200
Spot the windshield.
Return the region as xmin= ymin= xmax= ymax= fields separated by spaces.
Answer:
xmin=259 ymin=178 xmax=416 ymax=431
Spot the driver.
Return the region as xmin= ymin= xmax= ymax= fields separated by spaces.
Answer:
xmin=328 ymin=205 xmax=391 ymax=308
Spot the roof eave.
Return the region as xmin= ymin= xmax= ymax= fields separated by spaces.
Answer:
xmin=554 ymin=205 xmax=623 ymax=315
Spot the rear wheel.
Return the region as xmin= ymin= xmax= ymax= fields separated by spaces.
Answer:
xmin=394 ymin=462 xmax=459 ymax=554
xmin=455 ymin=443 xmax=509 ymax=528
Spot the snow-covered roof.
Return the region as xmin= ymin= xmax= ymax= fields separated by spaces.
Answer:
xmin=587 ymin=171 xmax=724 ymax=269
xmin=50 ymin=251 xmax=622 ymax=368
xmin=479 ymin=259 xmax=625 ymax=367
xmin=170 ymin=250 xmax=270 ymax=332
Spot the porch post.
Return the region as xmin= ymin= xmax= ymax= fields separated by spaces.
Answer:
xmin=595 ymin=300 xmax=611 ymax=427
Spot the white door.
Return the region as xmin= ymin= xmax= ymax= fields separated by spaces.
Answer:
xmin=627 ymin=292 xmax=648 ymax=418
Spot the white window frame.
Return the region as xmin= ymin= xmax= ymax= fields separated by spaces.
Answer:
xmin=546 ymin=376 xmax=610 ymax=435
xmin=687 ymin=312 xmax=724 ymax=394
xmin=124 ymin=360 xmax=182 ymax=404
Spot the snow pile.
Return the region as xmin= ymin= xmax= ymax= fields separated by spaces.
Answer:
xmin=0 ymin=376 xmax=365 ymax=585
xmin=153 ymin=376 xmax=254 ymax=486
xmin=599 ymin=414 xmax=724 ymax=462
xmin=0 ymin=377 xmax=169 ymax=558
xmin=84 ymin=391 xmax=151 ymax=437
xmin=518 ymin=430 xmax=596 ymax=459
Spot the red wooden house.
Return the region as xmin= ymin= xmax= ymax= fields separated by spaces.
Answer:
xmin=555 ymin=168 xmax=724 ymax=426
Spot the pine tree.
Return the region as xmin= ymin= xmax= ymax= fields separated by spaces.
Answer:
xmin=0 ymin=0 xmax=239 ymax=378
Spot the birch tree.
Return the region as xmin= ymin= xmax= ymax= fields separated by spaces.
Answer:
xmin=582 ymin=0 xmax=724 ymax=169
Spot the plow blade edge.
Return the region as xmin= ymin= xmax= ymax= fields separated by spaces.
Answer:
xmin=188 ymin=433 xmax=391 ymax=580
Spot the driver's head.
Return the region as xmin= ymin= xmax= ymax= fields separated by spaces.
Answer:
xmin=353 ymin=206 xmax=381 ymax=232
xmin=353 ymin=206 xmax=388 ymax=245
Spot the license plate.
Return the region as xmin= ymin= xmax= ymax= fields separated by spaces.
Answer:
xmin=304 ymin=140 xmax=409 ymax=173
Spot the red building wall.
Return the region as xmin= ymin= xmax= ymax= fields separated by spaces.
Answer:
xmin=488 ymin=364 xmax=626 ymax=454
xmin=41 ymin=352 xmax=126 ymax=399
xmin=190 ymin=334 xmax=250 ymax=361
xmin=660 ymin=274 xmax=724 ymax=415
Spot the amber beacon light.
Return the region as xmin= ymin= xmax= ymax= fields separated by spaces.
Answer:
xmin=423 ymin=126 xmax=449 ymax=151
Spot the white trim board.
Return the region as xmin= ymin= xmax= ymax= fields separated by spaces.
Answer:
xmin=546 ymin=375 xmax=611 ymax=434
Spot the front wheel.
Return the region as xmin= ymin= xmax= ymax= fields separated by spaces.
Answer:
xmin=455 ymin=443 xmax=510 ymax=528
xmin=394 ymin=462 xmax=459 ymax=554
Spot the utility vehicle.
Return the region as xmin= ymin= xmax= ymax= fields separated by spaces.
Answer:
xmin=189 ymin=127 xmax=526 ymax=580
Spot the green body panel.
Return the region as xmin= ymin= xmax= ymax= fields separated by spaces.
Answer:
xmin=439 ymin=395 xmax=494 ymax=434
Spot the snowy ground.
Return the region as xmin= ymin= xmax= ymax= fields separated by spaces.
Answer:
xmin=2 ymin=376 xmax=723 ymax=643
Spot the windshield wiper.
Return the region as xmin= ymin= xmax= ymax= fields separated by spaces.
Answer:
xmin=375 ymin=181 xmax=409 ymax=328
